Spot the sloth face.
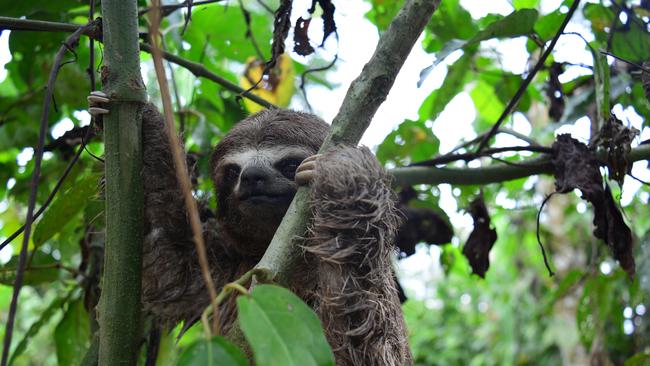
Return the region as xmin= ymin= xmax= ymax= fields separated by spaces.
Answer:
xmin=209 ymin=109 xmax=329 ymax=257
xmin=213 ymin=145 xmax=312 ymax=256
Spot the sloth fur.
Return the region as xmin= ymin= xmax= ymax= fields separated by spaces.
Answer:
xmin=140 ymin=104 xmax=412 ymax=365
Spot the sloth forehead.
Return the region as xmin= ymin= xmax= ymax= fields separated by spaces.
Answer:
xmin=218 ymin=145 xmax=312 ymax=168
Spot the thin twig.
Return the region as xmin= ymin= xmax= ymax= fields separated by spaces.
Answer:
xmin=0 ymin=17 xmax=277 ymax=109
xmin=599 ymin=50 xmax=650 ymax=73
xmin=0 ymin=21 xmax=97 ymax=366
xmin=138 ymin=0 xmax=222 ymax=16
xmin=238 ymin=0 xmax=266 ymax=60
xmin=148 ymin=1 xmax=220 ymax=334
xmin=410 ymin=145 xmax=553 ymax=167
xmin=300 ymin=55 xmax=338 ymax=112
xmin=536 ymin=192 xmax=557 ymax=277
xmin=0 ymin=126 xmax=94 ymax=252
xmin=475 ymin=0 xmax=582 ymax=153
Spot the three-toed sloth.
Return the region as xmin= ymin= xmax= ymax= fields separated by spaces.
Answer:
xmin=89 ymin=93 xmax=412 ymax=365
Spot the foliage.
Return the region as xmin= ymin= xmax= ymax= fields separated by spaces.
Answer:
xmin=0 ymin=0 xmax=649 ymax=365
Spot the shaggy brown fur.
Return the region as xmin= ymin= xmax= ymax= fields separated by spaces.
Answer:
xmin=140 ymin=105 xmax=412 ymax=365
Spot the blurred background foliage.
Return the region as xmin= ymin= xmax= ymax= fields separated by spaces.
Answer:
xmin=0 ymin=0 xmax=649 ymax=365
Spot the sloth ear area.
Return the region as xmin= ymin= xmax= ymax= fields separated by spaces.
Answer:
xmin=87 ymin=91 xmax=110 ymax=116
xmin=295 ymin=154 xmax=320 ymax=186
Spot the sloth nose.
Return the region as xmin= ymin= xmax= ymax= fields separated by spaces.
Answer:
xmin=240 ymin=166 xmax=269 ymax=188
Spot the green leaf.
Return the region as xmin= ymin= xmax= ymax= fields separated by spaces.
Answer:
xmin=513 ymin=0 xmax=539 ymax=9
xmin=418 ymin=51 xmax=474 ymax=117
xmin=237 ymin=285 xmax=334 ymax=366
xmin=0 ymin=0 xmax=83 ymax=18
xmin=376 ymin=119 xmax=440 ymax=165
xmin=611 ymin=23 xmax=650 ymax=62
xmin=55 ymin=299 xmax=90 ymax=366
xmin=467 ymin=9 xmax=538 ymax=45
xmin=177 ymin=336 xmax=247 ymax=366
xmin=534 ymin=9 xmax=564 ymax=41
xmin=183 ymin=4 xmax=273 ymax=64
xmin=588 ymin=42 xmax=610 ymax=126
xmin=33 ymin=173 xmax=100 ymax=247
xmin=423 ymin=9 xmax=538 ymax=79
xmin=470 ymin=80 xmax=505 ymax=123
xmin=0 ymin=251 xmax=61 ymax=286
xmin=8 ymin=290 xmax=74 ymax=365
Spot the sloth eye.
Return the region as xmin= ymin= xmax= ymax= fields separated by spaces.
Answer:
xmin=276 ymin=157 xmax=303 ymax=179
xmin=222 ymin=164 xmax=241 ymax=182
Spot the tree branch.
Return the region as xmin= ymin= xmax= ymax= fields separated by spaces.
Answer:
xmin=255 ymin=0 xmax=441 ymax=284
xmin=0 ymin=16 xmax=276 ymax=110
xmin=475 ymin=0 xmax=581 ymax=152
xmin=97 ymin=0 xmax=147 ymax=364
xmin=391 ymin=143 xmax=650 ymax=186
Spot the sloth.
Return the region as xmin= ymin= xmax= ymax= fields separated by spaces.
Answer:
xmin=88 ymin=91 xmax=412 ymax=365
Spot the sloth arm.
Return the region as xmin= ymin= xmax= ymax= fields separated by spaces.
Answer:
xmin=305 ymin=146 xmax=412 ymax=366
xmin=140 ymin=104 xmax=237 ymax=327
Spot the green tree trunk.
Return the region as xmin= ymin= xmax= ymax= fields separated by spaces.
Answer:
xmin=97 ymin=0 xmax=147 ymax=365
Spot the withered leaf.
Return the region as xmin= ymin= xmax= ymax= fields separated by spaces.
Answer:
xmin=592 ymin=115 xmax=638 ymax=186
xmin=269 ymin=0 xmax=292 ymax=68
xmin=547 ymin=62 xmax=565 ymax=121
xmin=552 ymin=134 xmax=635 ymax=277
xmin=396 ymin=206 xmax=453 ymax=256
xmin=308 ymin=0 xmax=337 ymax=46
xmin=395 ymin=187 xmax=453 ymax=256
xmin=294 ymin=17 xmax=315 ymax=56
xmin=462 ymin=196 xmax=497 ymax=278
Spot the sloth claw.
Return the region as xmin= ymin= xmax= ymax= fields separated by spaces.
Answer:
xmin=89 ymin=107 xmax=110 ymax=115
xmin=295 ymin=155 xmax=319 ymax=186
xmin=87 ymin=91 xmax=110 ymax=116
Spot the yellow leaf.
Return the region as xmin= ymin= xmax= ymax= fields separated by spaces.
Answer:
xmin=239 ymin=54 xmax=295 ymax=113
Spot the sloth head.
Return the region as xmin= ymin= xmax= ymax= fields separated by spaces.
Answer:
xmin=210 ymin=109 xmax=329 ymax=257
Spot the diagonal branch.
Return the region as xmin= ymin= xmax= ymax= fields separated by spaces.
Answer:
xmin=255 ymin=0 xmax=442 ymax=284
xmin=0 ymin=16 xmax=276 ymax=110
xmin=475 ymin=0 xmax=581 ymax=153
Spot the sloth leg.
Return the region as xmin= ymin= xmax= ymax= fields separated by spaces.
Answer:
xmin=304 ymin=146 xmax=412 ymax=366
xmin=88 ymin=95 xmax=230 ymax=326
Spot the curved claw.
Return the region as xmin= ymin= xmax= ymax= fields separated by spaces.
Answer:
xmin=89 ymin=107 xmax=109 ymax=116
xmin=87 ymin=91 xmax=110 ymax=117
xmin=295 ymin=154 xmax=320 ymax=186
xmin=87 ymin=94 xmax=109 ymax=104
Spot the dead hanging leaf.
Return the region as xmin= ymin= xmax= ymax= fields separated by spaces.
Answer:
xmin=308 ymin=0 xmax=337 ymax=46
xmin=547 ymin=62 xmax=565 ymax=121
xmin=395 ymin=188 xmax=453 ymax=256
xmin=591 ymin=115 xmax=638 ymax=186
xmin=294 ymin=17 xmax=315 ymax=56
xmin=270 ymin=0 xmax=292 ymax=68
xmin=552 ymin=134 xmax=635 ymax=277
xmin=462 ymin=196 xmax=497 ymax=278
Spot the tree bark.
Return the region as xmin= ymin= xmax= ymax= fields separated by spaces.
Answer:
xmin=98 ymin=0 xmax=147 ymax=365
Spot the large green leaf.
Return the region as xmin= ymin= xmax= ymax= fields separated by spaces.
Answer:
xmin=8 ymin=290 xmax=74 ymax=365
xmin=237 ymin=285 xmax=334 ymax=366
xmin=55 ymin=299 xmax=90 ymax=366
xmin=177 ymin=336 xmax=247 ymax=366
xmin=0 ymin=0 xmax=84 ymax=18
xmin=377 ymin=119 xmax=440 ymax=165
xmin=418 ymin=51 xmax=474 ymax=117
xmin=0 ymin=251 xmax=61 ymax=286
xmin=182 ymin=4 xmax=273 ymax=64
xmin=422 ymin=9 xmax=538 ymax=82
xmin=32 ymin=173 xmax=100 ymax=247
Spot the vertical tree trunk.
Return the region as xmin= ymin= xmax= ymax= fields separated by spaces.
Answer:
xmin=98 ymin=0 xmax=147 ymax=365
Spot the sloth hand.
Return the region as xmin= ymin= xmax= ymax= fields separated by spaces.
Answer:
xmin=87 ymin=91 xmax=110 ymax=117
xmin=295 ymin=154 xmax=320 ymax=186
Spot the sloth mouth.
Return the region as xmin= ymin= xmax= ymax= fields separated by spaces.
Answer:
xmin=238 ymin=192 xmax=293 ymax=205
